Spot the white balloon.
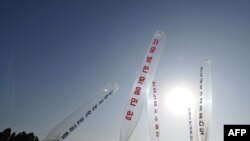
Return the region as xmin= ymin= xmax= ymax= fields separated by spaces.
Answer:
xmin=43 ymin=82 xmax=119 ymax=141
xmin=120 ymin=31 xmax=166 ymax=141
xmin=197 ymin=60 xmax=213 ymax=141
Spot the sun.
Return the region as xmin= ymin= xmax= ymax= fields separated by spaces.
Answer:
xmin=165 ymin=87 xmax=194 ymax=116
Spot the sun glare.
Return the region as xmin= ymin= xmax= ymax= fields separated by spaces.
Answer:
xmin=165 ymin=87 xmax=194 ymax=116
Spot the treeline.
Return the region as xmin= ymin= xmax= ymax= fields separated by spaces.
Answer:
xmin=0 ymin=128 xmax=39 ymax=141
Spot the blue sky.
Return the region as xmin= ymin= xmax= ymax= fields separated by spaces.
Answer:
xmin=1 ymin=0 xmax=250 ymax=141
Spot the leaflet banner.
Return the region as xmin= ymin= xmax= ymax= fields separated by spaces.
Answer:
xmin=43 ymin=82 xmax=119 ymax=141
xmin=197 ymin=60 xmax=212 ymax=141
xmin=120 ymin=31 xmax=166 ymax=141
xmin=147 ymin=81 xmax=160 ymax=141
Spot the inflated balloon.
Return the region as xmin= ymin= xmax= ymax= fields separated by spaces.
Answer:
xmin=43 ymin=82 xmax=119 ymax=141
xmin=197 ymin=60 xmax=213 ymax=141
xmin=120 ymin=31 xmax=166 ymax=141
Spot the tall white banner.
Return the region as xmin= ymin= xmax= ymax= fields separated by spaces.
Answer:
xmin=44 ymin=82 xmax=119 ymax=141
xmin=197 ymin=60 xmax=212 ymax=141
xmin=120 ymin=31 xmax=165 ymax=141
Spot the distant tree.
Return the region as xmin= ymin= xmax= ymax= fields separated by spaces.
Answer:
xmin=0 ymin=128 xmax=11 ymax=141
xmin=0 ymin=128 xmax=39 ymax=141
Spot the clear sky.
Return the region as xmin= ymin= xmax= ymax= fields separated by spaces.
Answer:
xmin=1 ymin=0 xmax=250 ymax=141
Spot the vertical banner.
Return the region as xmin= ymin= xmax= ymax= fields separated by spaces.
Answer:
xmin=197 ymin=60 xmax=213 ymax=141
xmin=120 ymin=31 xmax=166 ymax=141
xmin=147 ymin=81 xmax=160 ymax=141
xmin=44 ymin=82 xmax=119 ymax=141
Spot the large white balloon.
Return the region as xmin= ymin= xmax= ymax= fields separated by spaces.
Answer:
xmin=197 ymin=60 xmax=213 ymax=141
xmin=120 ymin=31 xmax=166 ymax=141
xmin=43 ymin=82 xmax=119 ymax=141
